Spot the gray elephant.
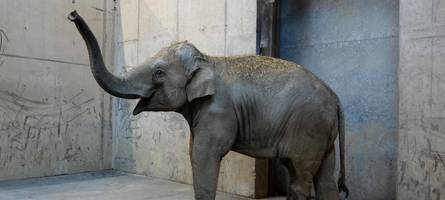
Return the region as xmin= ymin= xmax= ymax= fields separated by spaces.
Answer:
xmin=68 ymin=11 xmax=349 ymax=200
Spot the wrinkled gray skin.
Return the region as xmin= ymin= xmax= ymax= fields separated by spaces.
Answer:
xmin=69 ymin=11 xmax=349 ymax=200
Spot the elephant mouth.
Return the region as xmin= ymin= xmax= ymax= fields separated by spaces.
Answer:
xmin=133 ymin=91 xmax=155 ymax=115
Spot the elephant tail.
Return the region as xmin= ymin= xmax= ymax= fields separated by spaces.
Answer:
xmin=337 ymin=103 xmax=349 ymax=198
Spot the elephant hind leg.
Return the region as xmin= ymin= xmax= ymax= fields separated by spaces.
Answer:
xmin=281 ymin=158 xmax=316 ymax=200
xmin=314 ymin=147 xmax=340 ymax=200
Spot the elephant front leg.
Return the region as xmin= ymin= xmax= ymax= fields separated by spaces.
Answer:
xmin=187 ymin=109 xmax=237 ymax=200
xmin=191 ymin=143 xmax=223 ymax=200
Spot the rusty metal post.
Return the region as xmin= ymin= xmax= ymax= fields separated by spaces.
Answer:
xmin=257 ymin=0 xmax=288 ymax=197
xmin=257 ymin=0 xmax=279 ymax=57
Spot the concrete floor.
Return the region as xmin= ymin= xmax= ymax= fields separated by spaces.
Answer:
xmin=0 ymin=170 xmax=284 ymax=200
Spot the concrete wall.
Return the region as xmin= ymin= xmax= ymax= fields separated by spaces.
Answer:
xmin=112 ymin=0 xmax=266 ymax=198
xmin=0 ymin=0 xmax=114 ymax=180
xmin=278 ymin=0 xmax=399 ymax=199
xmin=397 ymin=0 xmax=445 ymax=199
xmin=2 ymin=0 xmax=443 ymax=199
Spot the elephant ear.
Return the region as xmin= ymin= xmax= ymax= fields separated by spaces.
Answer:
xmin=185 ymin=56 xmax=215 ymax=102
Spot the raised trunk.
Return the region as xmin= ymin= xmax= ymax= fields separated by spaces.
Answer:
xmin=68 ymin=11 xmax=141 ymax=99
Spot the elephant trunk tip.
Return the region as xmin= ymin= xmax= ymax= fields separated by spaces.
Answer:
xmin=67 ymin=10 xmax=79 ymax=21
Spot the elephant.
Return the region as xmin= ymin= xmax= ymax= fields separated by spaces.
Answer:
xmin=68 ymin=11 xmax=349 ymax=200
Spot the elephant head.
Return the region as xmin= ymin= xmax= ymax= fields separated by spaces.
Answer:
xmin=68 ymin=11 xmax=215 ymax=115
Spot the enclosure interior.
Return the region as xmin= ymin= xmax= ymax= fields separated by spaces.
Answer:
xmin=1 ymin=0 xmax=445 ymax=200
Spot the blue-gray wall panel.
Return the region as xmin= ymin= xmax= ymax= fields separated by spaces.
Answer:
xmin=280 ymin=0 xmax=398 ymax=46
xmin=279 ymin=0 xmax=398 ymax=199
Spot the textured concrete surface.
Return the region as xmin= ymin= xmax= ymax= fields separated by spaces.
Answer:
xmin=2 ymin=0 xmax=443 ymax=199
xmin=0 ymin=170 xmax=284 ymax=200
xmin=278 ymin=0 xmax=398 ymax=199
xmin=397 ymin=0 xmax=445 ymax=199
xmin=112 ymin=0 xmax=266 ymax=197
xmin=0 ymin=0 xmax=113 ymax=181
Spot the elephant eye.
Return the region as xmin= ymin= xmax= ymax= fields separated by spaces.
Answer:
xmin=153 ymin=69 xmax=165 ymax=80
xmin=155 ymin=70 xmax=163 ymax=76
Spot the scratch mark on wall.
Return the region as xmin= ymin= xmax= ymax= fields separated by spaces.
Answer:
xmin=24 ymin=126 xmax=31 ymax=149
xmin=0 ymin=29 xmax=8 ymax=67
xmin=64 ymin=146 xmax=82 ymax=161
xmin=436 ymin=152 xmax=445 ymax=169
xmin=92 ymin=7 xmax=104 ymax=12
xmin=0 ymin=90 xmax=48 ymax=106
xmin=0 ymin=53 xmax=89 ymax=67
xmin=66 ymin=89 xmax=84 ymax=103
xmin=399 ymin=161 xmax=406 ymax=184
xmin=0 ymin=89 xmax=98 ymax=172
xmin=67 ymin=109 xmax=90 ymax=123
